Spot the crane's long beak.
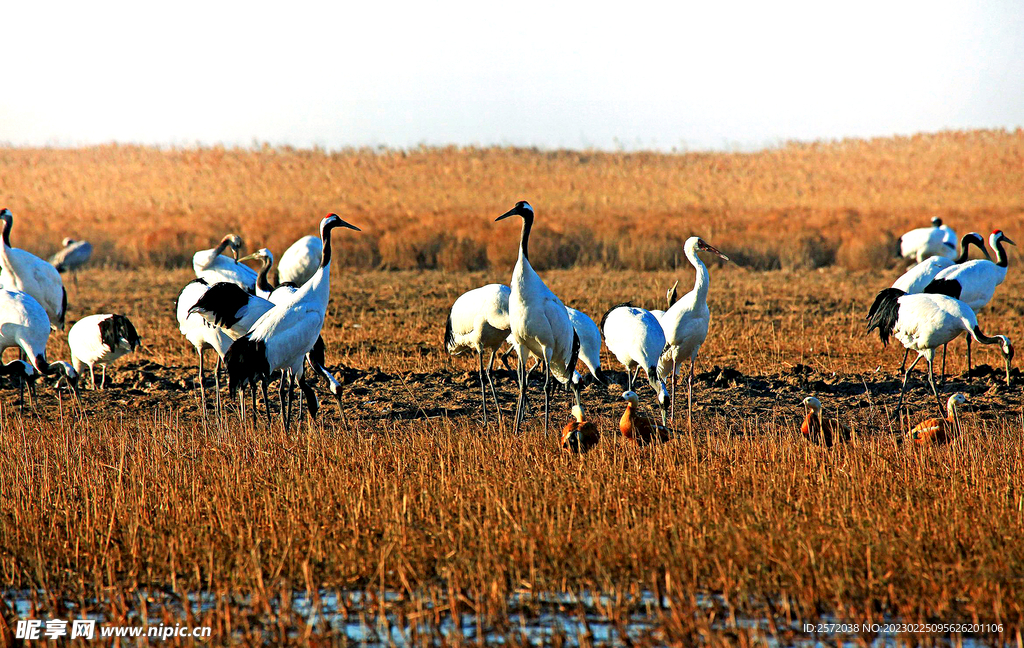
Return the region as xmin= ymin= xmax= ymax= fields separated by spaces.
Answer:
xmin=699 ymin=241 xmax=730 ymax=262
xmin=237 ymin=252 xmax=259 ymax=263
xmin=1003 ymin=235 xmax=1016 ymax=246
xmin=337 ymin=218 xmax=361 ymax=232
xmin=495 ymin=208 xmax=518 ymax=222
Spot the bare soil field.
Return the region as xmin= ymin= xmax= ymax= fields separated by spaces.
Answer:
xmin=1 ymin=133 xmax=1024 ymax=645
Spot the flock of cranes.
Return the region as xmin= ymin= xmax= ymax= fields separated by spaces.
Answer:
xmin=0 ymin=202 xmax=1015 ymax=449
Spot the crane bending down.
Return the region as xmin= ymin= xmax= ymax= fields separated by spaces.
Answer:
xmin=866 ymin=288 xmax=1013 ymax=414
xmin=657 ymin=236 xmax=730 ymax=429
xmin=0 ymin=289 xmax=78 ymax=393
xmin=445 ymin=283 xmax=511 ymax=425
xmin=0 ymin=209 xmax=68 ymax=331
xmin=601 ymin=303 xmax=670 ymax=424
xmin=496 ymin=201 xmax=582 ymax=434
xmin=224 ymin=214 xmax=360 ymax=428
xmin=193 ymin=234 xmax=258 ymax=292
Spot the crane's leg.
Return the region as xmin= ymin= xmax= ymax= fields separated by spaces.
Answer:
xmin=279 ymin=373 xmax=289 ymax=428
xmin=198 ymin=351 xmax=207 ymax=413
xmin=261 ymin=378 xmax=272 ymax=428
xmin=926 ymin=356 xmax=943 ymax=416
xmin=513 ymin=354 xmax=525 ymax=435
xmin=899 ymin=348 xmax=909 ymax=375
xmin=101 ymin=365 xmax=107 ymax=390
xmin=940 ymin=344 xmax=946 ymax=384
xmin=966 ymin=336 xmax=973 ymax=373
xmin=89 ymin=365 xmax=96 ymax=390
xmin=670 ymin=358 xmax=678 ymax=425
xmin=251 ymin=383 xmax=259 ymax=428
xmin=478 ymin=351 xmax=488 ymax=425
xmin=542 ymin=351 xmax=552 ymax=434
xmin=486 ymin=349 xmax=502 ymax=425
xmin=896 ymin=354 xmax=924 ymax=413
xmin=688 ymin=358 xmax=695 ymax=432
xmin=214 ymin=359 xmax=222 ymax=422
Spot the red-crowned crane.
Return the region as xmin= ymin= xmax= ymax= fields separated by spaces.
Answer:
xmin=897 ymin=217 xmax=957 ymax=263
xmin=495 ymin=201 xmax=582 ymax=434
xmin=277 ymin=235 xmax=323 ymax=287
xmin=193 ymin=234 xmax=258 ymax=292
xmin=923 ymin=230 xmax=1014 ymax=371
xmin=0 ymin=289 xmax=78 ymax=394
xmin=0 ymin=209 xmax=67 ymax=331
xmin=238 ymin=248 xmax=299 ymax=303
xmin=602 ymin=303 xmax=669 ymax=424
xmin=657 ymin=236 xmax=730 ymax=429
xmin=67 ymin=314 xmax=141 ymax=389
xmin=50 ymin=238 xmax=93 ymax=284
xmin=866 ymin=288 xmax=1013 ymax=414
xmin=445 ymin=283 xmax=511 ymax=425
xmin=224 ymin=214 xmax=360 ymax=428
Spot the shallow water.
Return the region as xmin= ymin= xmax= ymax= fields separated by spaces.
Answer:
xmin=5 ymin=588 xmax=1001 ymax=646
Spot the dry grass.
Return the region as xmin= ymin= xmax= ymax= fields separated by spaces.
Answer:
xmin=1 ymin=132 xmax=1024 ymax=644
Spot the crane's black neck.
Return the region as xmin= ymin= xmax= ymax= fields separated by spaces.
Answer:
xmin=519 ymin=212 xmax=533 ymax=261
xmin=256 ymin=257 xmax=275 ymax=294
xmin=1 ymin=216 xmax=10 ymax=247
xmin=213 ymin=237 xmax=232 ymax=258
xmin=955 ymin=236 xmax=977 ymax=263
xmin=994 ymin=238 xmax=1010 ymax=268
xmin=320 ymin=224 xmax=335 ymax=269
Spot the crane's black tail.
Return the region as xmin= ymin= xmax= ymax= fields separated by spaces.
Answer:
xmin=866 ymin=288 xmax=904 ymax=346
xmin=443 ymin=312 xmax=456 ymax=354
xmin=101 ymin=314 xmax=142 ymax=352
xmin=188 ymin=282 xmax=251 ymax=329
xmin=567 ymin=329 xmax=581 ymax=376
xmin=224 ymin=334 xmax=270 ymax=396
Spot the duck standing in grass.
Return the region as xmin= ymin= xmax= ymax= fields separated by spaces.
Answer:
xmin=619 ymin=391 xmax=671 ymax=445
xmin=800 ymin=396 xmax=851 ymax=447
xmin=561 ymin=404 xmax=599 ymax=453
xmin=910 ymin=393 xmax=965 ymax=446
xmin=67 ymin=314 xmax=141 ymax=389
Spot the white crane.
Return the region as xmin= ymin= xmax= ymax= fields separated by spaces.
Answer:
xmin=193 ymin=234 xmax=257 ymax=292
xmin=923 ymin=230 xmax=1014 ymax=371
xmin=499 ymin=305 xmax=604 ymax=385
xmin=0 ymin=208 xmax=68 ymax=331
xmin=50 ymin=238 xmax=93 ymax=283
xmin=444 ymin=283 xmax=511 ymax=424
xmin=67 ymin=314 xmax=141 ymax=389
xmin=866 ymin=287 xmax=1013 ymax=413
xmin=225 ymin=214 xmax=360 ymax=428
xmin=495 ymin=201 xmax=582 ymax=434
xmin=650 ymin=281 xmax=679 ymax=322
xmin=277 ymin=235 xmax=323 ymax=287
xmin=897 ymin=217 xmax=957 ymax=264
xmin=0 ymin=289 xmax=78 ymax=394
xmin=657 ymin=236 xmax=730 ymax=428
xmin=601 ymin=304 xmax=670 ymax=424
xmin=884 ymin=232 xmax=987 ymax=376
xmin=176 ymin=278 xmax=237 ymax=413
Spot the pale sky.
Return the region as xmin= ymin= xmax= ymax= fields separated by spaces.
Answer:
xmin=3 ymin=0 xmax=1023 ymax=151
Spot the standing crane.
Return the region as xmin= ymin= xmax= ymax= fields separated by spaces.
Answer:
xmin=658 ymin=236 xmax=730 ymax=429
xmin=67 ymin=314 xmax=141 ymax=389
xmin=50 ymin=238 xmax=93 ymax=284
xmin=601 ymin=303 xmax=670 ymax=424
xmin=193 ymin=234 xmax=258 ymax=292
xmin=0 ymin=209 xmax=68 ymax=330
xmin=866 ymin=288 xmax=1013 ymax=413
xmin=225 ymin=214 xmax=360 ymax=428
xmin=495 ymin=201 xmax=582 ymax=434
xmin=897 ymin=217 xmax=957 ymax=263
xmin=444 ymin=283 xmax=511 ymax=425
xmin=923 ymin=230 xmax=1014 ymax=371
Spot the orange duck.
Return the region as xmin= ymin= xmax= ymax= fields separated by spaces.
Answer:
xmin=561 ymin=404 xmax=600 ymax=453
xmin=910 ymin=393 xmax=965 ymax=446
xmin=800 ymin=396 xmax=851 ymax=447
xmin=620 ymin=391 xmax=672 ymax=445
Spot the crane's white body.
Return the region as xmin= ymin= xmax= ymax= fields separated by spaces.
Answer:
xmin=277 ymin=235 xmax=323 ymax=287
xmin=659 ymin=240 xmax=714 ymax=378
xmin=939 ymin=224 xmax=957 ymax=249
xmin=0 ymin=210 xmax=67 ymax=331
xmin=508 ymin=253 xmax=576 ymax=388
xmin=0 ymin=289 xmax=76 ymax=382
xmin=50 ymin=239 xmax=93 ymax=274
xmin=194 ymin=255 xmax=258 ymax=292
xmin=67 ymin=313 xmax=140 ymax=388
xmin=929 ymin=243 xmax=1008 ymax=311
xmin=566 ymin=307 xmax=602 ymax=380
xmin=603 ymin=305 xmax=668 ymax=415
xmin=176 ymin=279 xmax=234 ymax=361
xmin=891 ymin=294 xmax=982 ymax=355
xmin=892 ymin=256 xmax=955 ymax=294
xmin=899 ymin=224 xmax=956 ymax=263
xmin=446 ymin=283 xmax=510 ymax=424
xmin=447 ymin=284 xmax=510 ymax=356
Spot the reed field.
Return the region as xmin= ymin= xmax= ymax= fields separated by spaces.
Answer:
xmin=1 ymin=130 xmax=1024 ymax=645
